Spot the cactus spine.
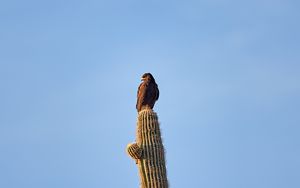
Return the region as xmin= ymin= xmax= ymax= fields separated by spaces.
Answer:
xmin=127 ymin=109 xmax=168 ymax=188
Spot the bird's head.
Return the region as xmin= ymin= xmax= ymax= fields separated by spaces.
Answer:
xmin=141 ymin=73 xmax=155 ymax=82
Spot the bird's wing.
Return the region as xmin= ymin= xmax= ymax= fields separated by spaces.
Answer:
xmin=155 ymin=84 xmax=159 ymax=100
xmin=136 ymin=82 xmax=147 ymax=111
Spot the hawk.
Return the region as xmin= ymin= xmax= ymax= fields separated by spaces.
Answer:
xmin=136 ymin=73 xmax=159 ymax=112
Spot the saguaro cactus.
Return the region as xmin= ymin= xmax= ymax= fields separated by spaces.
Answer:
xmin=127 ymin=108 xmax=168 ymax=188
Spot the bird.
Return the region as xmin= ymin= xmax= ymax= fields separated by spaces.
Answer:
xmin=136 ymin=73 xmax=159 ymax=112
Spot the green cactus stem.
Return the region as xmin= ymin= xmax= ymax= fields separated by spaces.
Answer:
xmin=127 ymin=109 xmax=168 ymax=188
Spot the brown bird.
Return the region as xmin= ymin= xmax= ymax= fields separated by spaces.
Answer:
xmin=136 ymin=73 xmax=159 ymax=112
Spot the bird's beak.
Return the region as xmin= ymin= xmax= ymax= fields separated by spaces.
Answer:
xmin=141 ymin=77 xmax=145 ymax=81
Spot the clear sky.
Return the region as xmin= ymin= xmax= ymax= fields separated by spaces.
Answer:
xmin=1 ymin=0 xmax=300 ymax=188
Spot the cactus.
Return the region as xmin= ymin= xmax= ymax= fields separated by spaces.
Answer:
xmin=127 ymin=108 xmax=168 ymax=188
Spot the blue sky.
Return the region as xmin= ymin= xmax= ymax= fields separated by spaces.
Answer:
xmin=1 ymin=0 xmax=300 ymax=188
